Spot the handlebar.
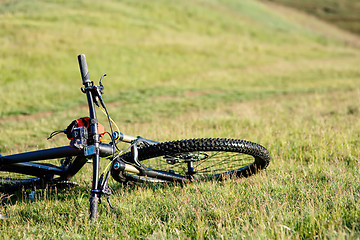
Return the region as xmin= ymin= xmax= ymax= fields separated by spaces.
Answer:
xmin=78 ymin=54 xmax=91 ymax=85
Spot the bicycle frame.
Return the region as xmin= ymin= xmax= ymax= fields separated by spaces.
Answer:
xmin=0 ymin=54 xmax=137 ymax=221
xmin=0 ymin=144 xmax=112 ymax=179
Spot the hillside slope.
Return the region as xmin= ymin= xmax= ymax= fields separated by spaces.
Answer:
xmin=261 ymin=0 xmax=360 ymax=35
xmin=0 ymin=0 xmax=359 ymax=118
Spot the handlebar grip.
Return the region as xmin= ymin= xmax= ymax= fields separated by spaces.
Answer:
xmin=78 ymin=54 xmax=91 ymax=85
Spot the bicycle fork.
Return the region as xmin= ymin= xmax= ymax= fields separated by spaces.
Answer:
xmin=78 ymin=54 xmax=102 ymax=221
xmin=78 ymin=54 xmax=118 ymax=221
xmin=89 ymin=147 xmax=100 ymax=221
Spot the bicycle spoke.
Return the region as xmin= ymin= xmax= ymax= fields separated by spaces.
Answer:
xmin=194 ymin=153 xmax=252 ymax=175
xmin=141 ymin=150 xmax=253 ymax=177
xmin=197 ymin=156 xmax=253 ymax=174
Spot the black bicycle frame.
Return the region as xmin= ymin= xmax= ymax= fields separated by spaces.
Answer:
xmin=0 ymin=54 xmax=110 ymax=221
xmin=0 ymin=146 xmax=82 ymax=178
xmin=0 ymin=144 xmax=113 ymax=179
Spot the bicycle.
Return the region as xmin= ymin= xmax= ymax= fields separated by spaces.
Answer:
xmin=0 ymin=54 xmax=271 ymax=221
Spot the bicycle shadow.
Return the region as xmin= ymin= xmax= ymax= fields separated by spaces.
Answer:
xmin=0 ymin=180 xmax=184 ymax=206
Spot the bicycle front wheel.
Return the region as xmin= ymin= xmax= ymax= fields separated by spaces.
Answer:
xmin=115 ymin=138 xmax=270 ymax=183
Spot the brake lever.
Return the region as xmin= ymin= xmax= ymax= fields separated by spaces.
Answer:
xmin=80 ymin=74 xmax=106 ymax=108
xmin=99 ymin=74 xmax=106 ymax=94
xmin=94 ymin=74 xmax=107 ymax=108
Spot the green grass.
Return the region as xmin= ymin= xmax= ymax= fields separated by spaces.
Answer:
xmin=0 ymin=0 xmax=357 ymax=117
xmin=0 ymin=0 xmax=360 ymax=239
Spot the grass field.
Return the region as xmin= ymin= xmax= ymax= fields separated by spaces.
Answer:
xmin=0 ymin=0 xmax=360 ymax=239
